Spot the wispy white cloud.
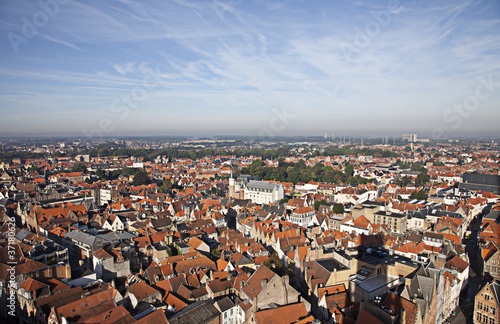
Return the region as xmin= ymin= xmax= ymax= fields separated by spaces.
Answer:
xmin=0 ymin=0 xmax=499 ymax=136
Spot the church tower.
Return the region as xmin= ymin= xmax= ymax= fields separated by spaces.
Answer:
xmin=228 ymin=167 xmax=235 ymax=198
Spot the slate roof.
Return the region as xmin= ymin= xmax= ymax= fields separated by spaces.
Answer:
xmin=65 ymin=231 xmax=109 ymax=249
xmin=460 ymin=173 xmax=500 ymax=194
xmin=214 ymin=296 xmax=235 ymax=312
xmin=246 ymin=180 xmax=281 ymax=192
xmin=167 ymin=299 xmax=221 ymax=324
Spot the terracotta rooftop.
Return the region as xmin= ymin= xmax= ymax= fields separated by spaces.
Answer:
xmin=254 ymin=302 xmax=309 ymax=324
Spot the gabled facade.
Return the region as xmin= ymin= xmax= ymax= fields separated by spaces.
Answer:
xmin=474 ymin=281 xmax=500 ymax=324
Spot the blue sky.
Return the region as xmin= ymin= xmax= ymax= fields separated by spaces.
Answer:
xmin=0 ymin=0 xmax=499 ymax=138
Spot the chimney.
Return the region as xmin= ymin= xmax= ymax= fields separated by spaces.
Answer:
xmin=283 ymin=274 xmax=289 ymax=286
xmin=400 ymin=308 xmax=406 ymax=324
xmin=240 ymin=280 xmax=245 ymax=291
xmin=261 ymin=279 xmax=268 ymax=291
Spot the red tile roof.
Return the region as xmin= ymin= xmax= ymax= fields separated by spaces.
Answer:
xmin=254 ymin=302 xmax=309 ymax=324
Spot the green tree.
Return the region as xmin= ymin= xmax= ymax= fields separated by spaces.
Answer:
xmin=96 ymin=168 xmax=106 ymax=179
xmin=161 ymin=178 xmax=173 ymax=191
xmin=344 ymin=164 xmax=354 ymax=177
xmin=332 ymin=203 xmax=344 ymax=214
xmin=210 ymin=249 xmax=221 ymax=257
xmin=249 ymin=159 xmax=263 ymax=172
xmin=132 ymin=170 xmax=149 ymax=185
xmin=263 ymin=252 xmax=285 ymax=276
xmin=404 ymin=146 xmax=412 ymax=152
xmin=279 ymin=198 xmax=289 ymax=205
xmin=314 ymin=200 xmax=328 ymax=211
xmin=410 ymin=190 xmax=428 ymax=201
xmin=397 ymin=176 xmax=413 ymax=187
xmin=411 ymin=162 xmax=423 ymax=172
xmin=415 ymin=172 xmax=430 ymax=187
xmin=71 ymin=162 xmax=87 ymax=173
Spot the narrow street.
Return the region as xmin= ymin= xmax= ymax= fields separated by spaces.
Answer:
xmin=454 ymin=205 xmax=491 ymax=324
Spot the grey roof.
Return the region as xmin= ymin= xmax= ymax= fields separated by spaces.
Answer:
xmin=374 ymin=210 xmax=406 ymax=218
xmin=167 ymin=300 xmax=221 ymax=324
xmin=14 ymin=228 xmax=32 ymax=242
xmin=317 ymin=258 xmax=349 ymax=272
xmin=232 ymin=199 xmax=251 ymax=207
xmin=484 ymin=210 xmax=500 ymax=221
xmin=491 ymin=282 xmax=500 ymax=304
xmin=65 ymin=231 xmax=109 ymax=248
xmin=235 ymin=254 xmax=253 ymax=266
xmin=0 ymin=198 xmax=13 ymax=208
xmin=259 ymin=204 xmax=286 ymax=215
xmin=236 ymin=174 xmax=260 ymax=185
xmin=460 ymin=172 xmax=500 ymax=194
xmin=214 ymin=296 xmax=235 ymax=312
xmin=355 ymin=274 xmax=399 ymax=293
xmin=418 ymin=208 xmax=463 ymax=219
xmin=245 ymin=180 xmax=282 ymax=192
xmin=97 ymin=231 xmax=136 ymax=241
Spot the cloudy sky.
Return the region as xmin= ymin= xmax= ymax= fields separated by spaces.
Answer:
xmin=0 ymin=0 xmax=499 ymax=138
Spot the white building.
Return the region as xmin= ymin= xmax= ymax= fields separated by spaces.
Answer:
xmin=287 ymin=206 xmax=318 ymax=227
xmin=243 ymin=180 xmax=285 ymax=204
xmin=214 ymin=297 xmax=239 ymax=324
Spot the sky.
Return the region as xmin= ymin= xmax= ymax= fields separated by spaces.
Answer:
xmin=0 ymin=0 xmax=499 ymax=139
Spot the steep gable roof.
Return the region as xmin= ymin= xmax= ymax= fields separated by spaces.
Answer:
xmin=254 ymin=302 xmax=309 ymax=324
xmin=242 ymin=265 xmax=275 ymax=300
xmin=444 ymin=255 xmax=469 ymax=273
xmin=381 ymin=292 xmax=418 ymax=324
xmin=126 ymin=281 xmax=160 ymax=300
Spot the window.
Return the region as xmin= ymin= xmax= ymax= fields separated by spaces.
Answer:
xmin=492 ymin=308 xmax=496 ymax=315
xmin=478 ymin=312 xmax=483 ymax=321
xmin=485 ymin=305 xmax=490 ymax=312
xmin=490 ymin=317 xmax=495 ymax=324
xmin=479 ymin=302 xmax=483 ymax=310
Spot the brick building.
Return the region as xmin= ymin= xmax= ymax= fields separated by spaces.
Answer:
xmin=474 ymin=281 xmax=500 ymax=324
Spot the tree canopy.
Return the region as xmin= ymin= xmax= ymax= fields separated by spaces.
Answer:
xmin=332 ymin=203 xmax=345 ymax=214
xmin=132 ymin=170 xmax=149 ymax=185
xmin=410 ymin=190 xmax=428 ymax=201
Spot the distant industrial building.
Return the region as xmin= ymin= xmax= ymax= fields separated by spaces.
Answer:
xmin=403 ymin=134 xmax=429 ymax=143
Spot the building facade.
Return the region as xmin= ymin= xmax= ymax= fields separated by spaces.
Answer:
xmin=243 ymin=181 xmax=285 ymax=205
xmin=474 ymin=281 xmax=500 ymax=324
xmin=373 ymin=211 xmax=407 ymax=234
